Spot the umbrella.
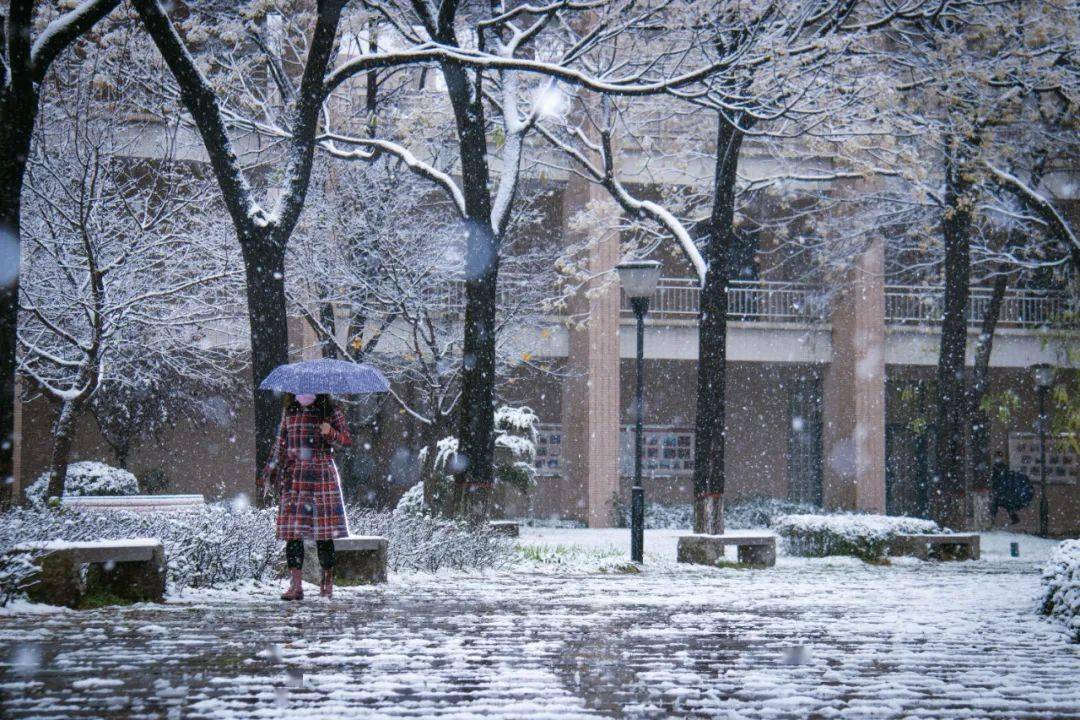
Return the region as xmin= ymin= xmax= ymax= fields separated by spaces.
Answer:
xmin=259 ymin=358 xmax=390 ymax=395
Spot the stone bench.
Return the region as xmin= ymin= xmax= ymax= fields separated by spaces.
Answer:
xmin=677 ymin=533 xmax=777 ymax=568
xmin=62 ymin=494 xmax=204 ymax=513
xmin=889 ymin=533 xmax=980 ymax=561
xmin=12 ymin=538 xmax=166 ymax=608
xmin=488 ymin=521 xmax=520 ymax=538
xmin=303 ymin=536 xmax=388 ymax=586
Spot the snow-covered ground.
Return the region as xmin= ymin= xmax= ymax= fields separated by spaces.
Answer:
xmin=1 ymin=529 xmax=1078 ymax=719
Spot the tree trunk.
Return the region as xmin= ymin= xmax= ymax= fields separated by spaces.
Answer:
xmin=319 ymin=300 xmax=337 ymax=359
xmin=0 ymin=87 xmax=38 ymax=504
xmin=240 ymin=233 xmax=290 ymax=504
xmin=692 ymin=118 xmax=745 ymax=535
xmin=932 ymin=144 xmax=973 ymax=530
xmin=967 ymin=270 xmax=1008 ymax=526
xmin=441 ymin=61 xmax=498 ymax=522
xmin=44 ymin=400 xmax=82 ymax=501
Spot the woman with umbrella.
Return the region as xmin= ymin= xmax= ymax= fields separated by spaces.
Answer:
xmin=259 ymin=359 xmax=389 ymax=601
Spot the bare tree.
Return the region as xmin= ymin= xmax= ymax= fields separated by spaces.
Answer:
xmin=0 ymin=0 xmax=120 ymax=500
xmin=288 ymin=157 xmax=562 ymax=508
xmin=18 ymin=76 xmax=241 ymax=501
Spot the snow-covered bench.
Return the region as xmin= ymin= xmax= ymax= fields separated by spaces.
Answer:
xmin=889 ymin=533 xmax=981 ymax=561
xmin=61 ymin=494 xmax=205 ymax=513
xmin=677 ymin=532 xmax=777 ymax=568
xmin=302 ymin=536 xmax=388 ymax=586
xmin=12 ymin=538 xmax=166 ymax=608
xmin=489 ymin=521 xmax=520 ymax=538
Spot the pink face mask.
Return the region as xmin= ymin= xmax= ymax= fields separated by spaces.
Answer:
xmin=295 ymin=394 xmax=317 ymax=407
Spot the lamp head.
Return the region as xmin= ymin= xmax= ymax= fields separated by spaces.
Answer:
xmin=615 ymin=259 xmax=662 ymax=300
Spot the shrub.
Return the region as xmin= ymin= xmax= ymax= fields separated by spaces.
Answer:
xmin=0 ymin=551 xmax=40 ymax=607
xmin=1040 ymin=540 xmax=1080 ymax=642
xmin=726 ymin=497 xmax=820 ymax=530
xmin=348 ymin=506 xmax=512 ymax=573
xmin=0 ymin=503 xmax=279 ymax=597
xmin=774 ymin=513 xmax=940 ymax=563
xmin=610 ymin=496 xmax=820 ymax=531
xmin=24 ymin=461 xmax=139 ymax=507
xmin=0 ymin=503 xmax=512 ymax=604
xmin=614 ymin=501 xmax=693 ymax=530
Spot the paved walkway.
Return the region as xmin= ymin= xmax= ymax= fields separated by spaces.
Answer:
xmin=1 ymin=533 xmax=1078 ymax=719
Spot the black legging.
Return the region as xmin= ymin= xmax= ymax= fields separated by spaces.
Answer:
xmin=285 ymin=540 xmax=335 ymax=570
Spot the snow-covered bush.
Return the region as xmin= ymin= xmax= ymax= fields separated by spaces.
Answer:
xmin=417 ymin=406 xmax=540 ymax=516
xmin=774 ymin=513 xmax=940 ymax=563
xmin=1040 ymin=540 xmax=1080 ymax=642
xmin=611 ymin=496 xmax=821 ymax=531
xmin=615 ymin=502 xmax=693 ymax=530
xmin=394 ymin=482 xmax=427 ymax=517
xmin=348 ymin=507 xmax=513 ymax=573
xmin=0 ymin=502 xmax=512 ymax=603
xmin=0 ymin=503 xmax=279 ymax=594
xmin=0 ymin=551 xmax=41 ymax=607
xmin=726 ymin=497 xmax=820 ymax=530
xmin=24 ymin=461 xmax=139 ymax=507
xmin=494 ymin=406 xmax=539 ymax=493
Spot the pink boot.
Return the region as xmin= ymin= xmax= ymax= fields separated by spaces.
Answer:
xmin=280 ymin=568 xmax=303 ymax=601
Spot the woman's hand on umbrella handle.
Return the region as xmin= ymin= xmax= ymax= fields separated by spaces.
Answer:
xmin=320 ymin=422 xmax=332 ymax=436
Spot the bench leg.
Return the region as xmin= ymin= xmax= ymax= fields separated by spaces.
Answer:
xmin=25 ymin=553 xmax=83 ymax=609
xmin=84 ymin=553 xmax=167 ymax=603
xmin=335 ymin=548 xmax=388 ymax=585
xmin=737 ymin=544 xmax=776 ymax=568
xmin=677 ymin=537 xmax=725 ymax=566
xmin=304 ymin=544 xmax=388 ymax=586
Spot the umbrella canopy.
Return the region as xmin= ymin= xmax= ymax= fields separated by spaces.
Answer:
xmin=259 ymin=358 xmax=390 ymax=395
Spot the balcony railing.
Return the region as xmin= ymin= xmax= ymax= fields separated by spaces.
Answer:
xmin=619 ymin=278 xmax=826 ymax=323
xmin=616 ymin=279 xmax=1070 ymax=328
xmin=885 ymin=285 xmax=1071 ymax=329
xmin=438 ymin=277 xmax=1069 ymax=329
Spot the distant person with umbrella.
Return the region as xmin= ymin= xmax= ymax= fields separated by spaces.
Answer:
xmin=989 ymin=450 xmax=1035 ymax=527
xmin=259 ymin=359 xmax=390 ymax=601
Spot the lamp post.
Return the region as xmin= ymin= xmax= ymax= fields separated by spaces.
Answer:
xmin=616 ymin=260 xmax=662 ymax=564
xmin=1031 ymin=363 xmax=1054 ymax=537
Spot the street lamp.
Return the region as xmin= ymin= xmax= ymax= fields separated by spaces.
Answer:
xmin=1031 ymin=363 xmax=1054 ymax=537
xmin=616 ymin=259 xmax=662 ymax=563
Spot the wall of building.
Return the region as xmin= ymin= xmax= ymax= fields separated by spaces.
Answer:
xmin=18 ymin=392 xmax=255 ymax=502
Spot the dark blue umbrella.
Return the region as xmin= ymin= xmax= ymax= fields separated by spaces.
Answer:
xmin=259 ymin=358 xmax=390 ymax=395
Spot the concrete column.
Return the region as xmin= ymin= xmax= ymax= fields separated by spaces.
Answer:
xmin=561 ymin=177 xmax=622 ymax=527
xmin=822 ymin=236 xmax=886 ymax=513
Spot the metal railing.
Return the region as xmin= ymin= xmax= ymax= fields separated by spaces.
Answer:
xmin=619 ymin=278 xmax=827 ymax=323
xmin=884 ymin=285 xmax=1071 ymax=328
xmin=439 ymin=277 xmax=1069 ymax=329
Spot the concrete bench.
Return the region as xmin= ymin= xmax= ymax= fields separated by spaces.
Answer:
xmin=488 ymin=521 xmax=520 ymax=538
xmin=678 ymin=533 xmax=777 ymax=568
xmin=303 ymin=536 xmax=388 ymax=586
xmin=889 ymin=533 xmax=980 ymax=561
xmin=62 ymin=494 xmax=204 ymax=513
xmin=12 ymin=538 xmax=166 ymax=608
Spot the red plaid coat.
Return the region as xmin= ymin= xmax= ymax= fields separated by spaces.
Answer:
xmin=271 ymin=406 xmax=351 ymax=541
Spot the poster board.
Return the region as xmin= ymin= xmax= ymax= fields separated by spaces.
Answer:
xmin=1008 ymin=433 xmax=1079 ymax=485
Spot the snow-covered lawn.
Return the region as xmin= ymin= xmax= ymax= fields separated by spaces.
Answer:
xmin=1 ymin=529 xmax=1077 ymax=719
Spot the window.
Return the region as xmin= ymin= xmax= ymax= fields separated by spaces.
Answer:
xmin=619 ymin=426 xmax=695 ymax=477
xmin=534 ymin=424 xmax=563 ymax=476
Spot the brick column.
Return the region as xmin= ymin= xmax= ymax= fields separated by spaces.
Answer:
xmin=561 ymin=177 xmax=622 ymax=527
xmin=822 ymin=236 xmax=886 ymax=512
